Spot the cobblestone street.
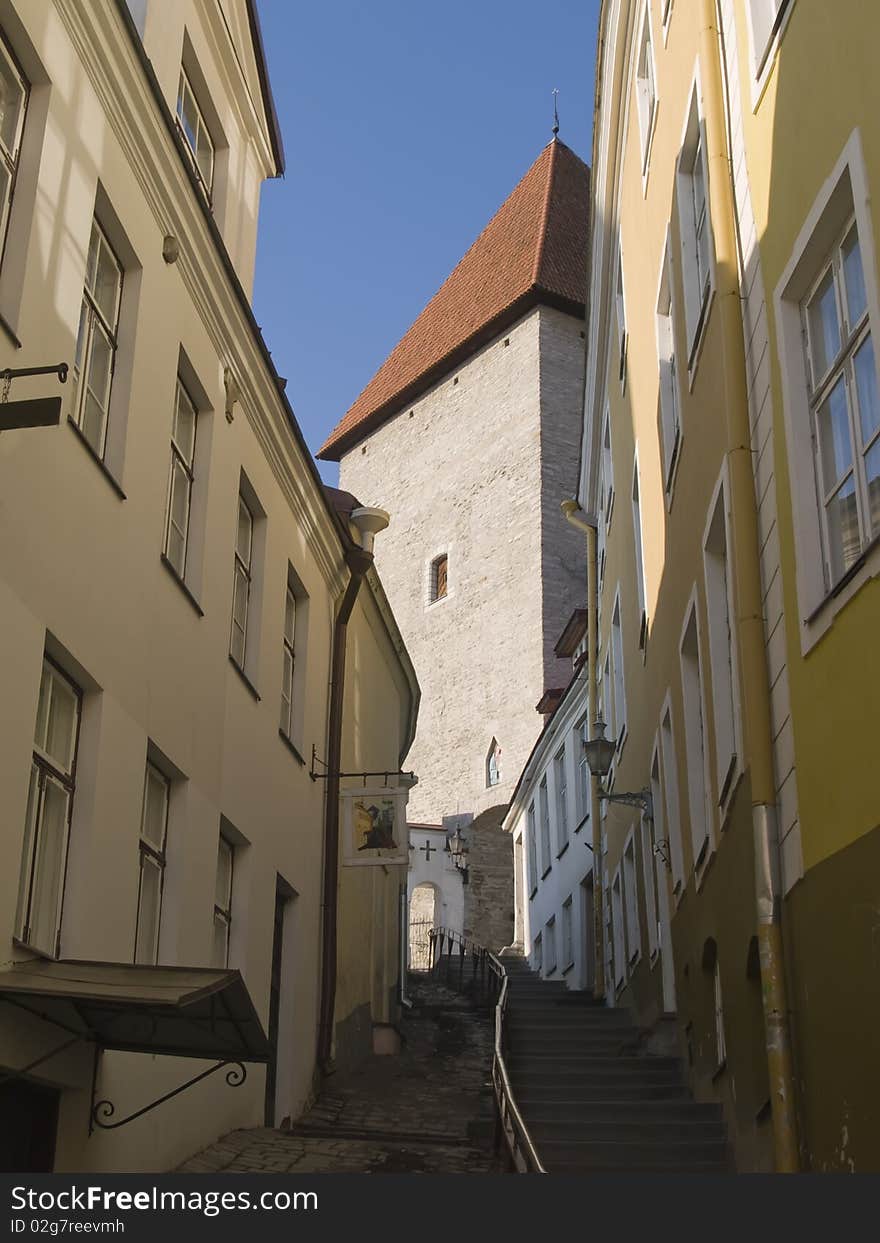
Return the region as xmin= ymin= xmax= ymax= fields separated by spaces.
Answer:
xmin=178 ymin=974 xmax=503 ymax=1174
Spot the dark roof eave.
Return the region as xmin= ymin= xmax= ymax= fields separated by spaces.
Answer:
xmin=318 ymin=286 xmax=586 ymax=461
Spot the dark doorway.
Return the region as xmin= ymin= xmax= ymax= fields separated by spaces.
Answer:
xmin=0 ymin=1078 xmax=60 ymax=1172
xmin=264 ymin=880 xmax=291 ymax=1125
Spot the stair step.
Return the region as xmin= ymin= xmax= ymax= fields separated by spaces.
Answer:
xmin=514 ymin=1099 xmax=723 ymax=1123
xmin=514 ymin=1083 xmax=692 ymax=1102
xmin=535 ymin=1138 xmax=730 ymax=1166
xmin=545 ymin=1156 xmax=730 ymax=1173
xmin=527 ymin=1119 xmax=727 ymax=1143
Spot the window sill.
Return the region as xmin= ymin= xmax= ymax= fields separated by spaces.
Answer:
xmin=574 ymin=814 xmax=589 ymax=835
xmin=529 ymin=887 xmax=538 ymax=901
xmin=12 ymin=936 xmax=56 ymax=962
xmin=0 ymin=309 xmax=22 ymax=348
xmin=160 ymin=554 xmax=204 ymax=617
xmin=562 ymin=960 xmax=575 ymax=976
xmin=541 ymin=866 xmax=552 ymax=880
xmin=278 ymin=728 xmax=306 ymax=766
xmin=556 ymin=840 xmax=570 ymax=860
xmin=67 ymin=416 xmax=126 ymax=499
xmin=806 ymin=531 xmax=880 ymax=625
xmin=229 ymin=655 xmax=260 ymax=702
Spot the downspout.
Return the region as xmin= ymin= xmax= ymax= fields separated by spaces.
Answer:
xmin=699 ymin=0 xmax=800 ymax=1171
xmin=316 ymin=543 xmax=373 ymax=1072
xmin=561 ymin=500 xmax=605 ymax=1001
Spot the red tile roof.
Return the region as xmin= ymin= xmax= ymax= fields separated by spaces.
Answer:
xmin=318 ymin=139 xmax=590 ymax=460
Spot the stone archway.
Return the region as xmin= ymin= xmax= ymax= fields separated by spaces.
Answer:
xmin=408 ymin=882 xmax=439 ymax=969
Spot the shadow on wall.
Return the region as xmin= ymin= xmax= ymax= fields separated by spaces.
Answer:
xmin=461 ymin=805 xmax=514 ymax=952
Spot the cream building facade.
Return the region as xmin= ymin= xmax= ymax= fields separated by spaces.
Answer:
xmin=0 ymin=0 xmax=417 ymax=1173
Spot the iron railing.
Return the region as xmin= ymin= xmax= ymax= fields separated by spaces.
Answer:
xmin=428 ymin=927 xmax=546 ymax=1174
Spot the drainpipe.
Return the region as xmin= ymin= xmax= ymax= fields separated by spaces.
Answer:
xmin=561 ymin=500 xmax=605 ymax=1001
xmin=316 ymin=507 xmax=389 ymax=1072
xmin=698 ymin=0 xmax=800 ymax=1171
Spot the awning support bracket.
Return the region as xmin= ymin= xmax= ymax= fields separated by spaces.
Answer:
xmin=89 ymin=1058 xmax=247 ymax=1134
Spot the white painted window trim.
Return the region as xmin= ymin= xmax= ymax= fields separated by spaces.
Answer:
xmin=610 ymin=865 xmax=626 ymax=990
xmin=538 ymin=777 xmax=551 ymax=878
xmin=561 ymin=896 xmax=574 ymax=972
xmin=635 ymin=0 xmax=659 ymax=186
xmin=714 ymin=957 xmax=727 ymax=1068
xmin=656 ymin=227 xmax=683 ymax=502
xmin=622 ymin=826 xmax=642 ymax=969
xmin=545 ymin=916 xmax=558 ymax=975
xmin=526 ymin=802 xmax=538 ymax=898
xmin=661 ymin=0 xmax=674 ymax=46
xmin=701 ymin=464 xmax=743 ymax=819
xmin=676 ymin=64 xmax=716 ymax=380
xmin=746 ymin=0 xmax=797 ymax=111
xmin=678 ymin=587 xmax=715 ymax=882
xmin=615 ymin=241 xmax=628 ymax=390
xmin=553 ymin=745 xmax=569 ymax=855
xmin=610 ymin=586 xmax=627 ymax=751
xmin=774 ymin=128 xmax=880 ymax=655
xmin=631 ymin=448 xmax=648 ymax=651
xmin=640 ymin=811 xmax=660 ymax=961
xmin=653 ymin=717 xmax=684 ymax=901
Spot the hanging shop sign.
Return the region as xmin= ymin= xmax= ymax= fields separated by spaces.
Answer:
xmin=341 ymin=786 xmax=410 ymax=867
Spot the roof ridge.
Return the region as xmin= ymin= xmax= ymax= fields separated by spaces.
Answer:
xmin=531 ymin=138 xmax=559 ymax=288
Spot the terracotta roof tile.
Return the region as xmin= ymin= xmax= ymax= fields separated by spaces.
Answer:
xmin=318 ymin=139 xmax=589 ymax=460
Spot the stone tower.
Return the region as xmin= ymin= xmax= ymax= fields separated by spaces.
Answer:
xmin=319 ymin=140 xmax=589 ymax=941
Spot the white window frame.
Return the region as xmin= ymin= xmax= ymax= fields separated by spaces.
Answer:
xmin=561 ymin=896 xmax=574 ymax=971
xmin=679 ymin=591 xmax=713 ymax=876
xmin=545 ymin=916 xmax=557 ymax=975
xmin=575 ymin=714 xmax=590 ymax=828
xmin=15 ymin=660 xmax=81 ymax=958
xmin=163 ymin=378 xmax=198 ymax=579
xmin=427 ymin=550 xmax=450 ymax=606
xmin=610 ymin=589 xmax=627 ymax=748
xmin=702 ymin=467 xmax=741 ymax=812
xmin=213 ymin=835 xmax=234 ymax=969
xmin=747 ymin=0 xmax=796 ymax=104
xmin=615 ymin=242 xmax=627 ymax=386
xmin=135 ymin=761 xmax=169 ymax=965
xmin=657 ymin=703 xmax=685 ymax=895
xmin=632 ymin=451 xmax=648 ymax=649
xmin=714 ymin=957 xmax=727 ymax=1068
xmin=176 ymin=66 xmax=215 ymax=200
xmin=534 ymin=930 xmax=543 ymax=975
xmin=0 ymin=31 xmax=28 ymax=268
xmin=676 ymin=72 xmax=714 ymax=370
xmin=661 ymin=0 xmax=674 ymax=44
xmin=553 ymin=746 xmax=569 ymax=854
xmin=526 ymin=803 xmax=538 ymax=897
xmin=635 ymin=0 xmax=658 ymax=179
xmin=640 ymin=812 xmax=660 ymax=961
xmin=538 ymin=777 xmax=551 ymax=877
xmin=610 ymin=867 xmax=626 ymax=990
xmin=656 ymin=230 xmax=683 ymax=497
xmin=774 ymin=130 xmax=880 ymax=653
xmin=73 ymin=220 xmax=124 ymax=460
xmin=280 ymin=582 xmax=297 ymax=738
xmin=622 ymin=829 xmax=641 ymax=968
xmin=230 ymin=494 xmax=253 ymax=670
xmin=486 ymin=738 xmax=502 ymax=788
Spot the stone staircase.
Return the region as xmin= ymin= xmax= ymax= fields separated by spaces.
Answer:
xmin=501 ymin=953 xmax=731 ymax=1173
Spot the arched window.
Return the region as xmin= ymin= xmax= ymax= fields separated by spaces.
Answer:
xmin=429 ymin=553 xmax=448 ymax=603
xmin=486 ymin=738 xmax=502 ymax=788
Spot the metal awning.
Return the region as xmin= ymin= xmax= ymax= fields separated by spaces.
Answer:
xmin=0 ymin=959 xmax=269 ymax=1062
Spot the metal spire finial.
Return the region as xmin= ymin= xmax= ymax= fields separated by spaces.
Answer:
xmin=552 ymin=89 xmax=560 ymax=138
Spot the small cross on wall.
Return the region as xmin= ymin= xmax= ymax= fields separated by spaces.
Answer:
xmin=420 ymin=840 xmax=436 ymax=861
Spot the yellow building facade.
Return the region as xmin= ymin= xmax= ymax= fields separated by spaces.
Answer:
xmin=576 ymin=0 xmax=879 ymax=1172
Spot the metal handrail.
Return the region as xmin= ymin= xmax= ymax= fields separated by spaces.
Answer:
xmin=428 ymin=927 xmax=546 ymax=1174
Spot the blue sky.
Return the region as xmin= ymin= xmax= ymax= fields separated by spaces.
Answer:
xmin=253 ymin=0 xmax=599 ymax=484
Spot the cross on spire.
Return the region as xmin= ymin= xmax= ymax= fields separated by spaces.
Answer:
xmin=552 ymin=89 xmax=560 ymax=138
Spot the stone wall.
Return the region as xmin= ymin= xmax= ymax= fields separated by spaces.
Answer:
xmin=462 ymin=806 xmax=515 ymax=952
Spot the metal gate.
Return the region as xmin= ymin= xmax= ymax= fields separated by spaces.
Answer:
xmin=408 ymin=915 xmax=433 ymax=970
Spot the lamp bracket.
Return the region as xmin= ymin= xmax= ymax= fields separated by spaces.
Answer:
xmin=598 ymin=786 xmax=653 ymax=820
xmin=309 ymin=744 xmax=416 ymax=786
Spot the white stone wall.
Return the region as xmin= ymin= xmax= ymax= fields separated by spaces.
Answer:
xmin=339 ymin=305 xmax=586 ymax=828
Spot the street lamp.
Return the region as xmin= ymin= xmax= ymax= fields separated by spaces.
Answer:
xmin=447 ymin=827 xmax=469 ymax=880
xmin=582 ymin=719 xmax=653 ymax=820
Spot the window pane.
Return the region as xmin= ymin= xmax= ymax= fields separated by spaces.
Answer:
xmin=284 ymin=589 xmax=296 ymax=645
xmin=825 ymin=475 xmax=861 ymax=583
xmin=212 ymin=914 xmax=229 ymax=969
xmin=15 ymin=764 xmax=41 ymax=937
xmin=215 ymin=839 xmax=233 ymax=909
xmin=141 ymin=766 xmax=168 ymax=851
xmin=853 ymin=334 xmax=879 ymax=447
xmin=29 ymin=776 xmax=69 ymax=956
xmin=817 ymin=376 xmax=853 ymax=493
xmin=864 ymin=440 xmax=880 ymax=536
xmin=237 ymin=499 xmax=252 ymax=566
xmin=93 ymin=234 xmax=121 ymax=328
xmin=81 ymin=392 xmax=106 ymax=457
xmin=0 ymin=46 xmax=25 ymax=154
xmin=807 ymin=268 xmax=841 ymax=380
xmin=178 ymin=76 xmax=199 ymax=152
xmin=135 ymin=855 xmax=162 ymax=964
xmin=85 ymin=225 xmax=99 ymax=293
xmin=842 ymin=226 xmax=867 ymax=326
xmin=44 ymin=671 xmax=78 ymax=774
xmin=173 ymin=385 xmax=196 ymax=464
xmin=196 ymin=124 xmax=214 ymax=190
xmin=168 ymin=457 xmax=191 ymax=560
xmin=74 ymin=301 xmax=88 ymax=374
xmin=232 ymin=563 xmax=249 ymax=633
xmin=86 ymin=323 xmax=113 ymax=410
xmin=281 ymin=646 xmax=293 ymax=731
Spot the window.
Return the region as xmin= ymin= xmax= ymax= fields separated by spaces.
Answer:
xmin=632 ymin=457 xmax=647 ymax=647
xmin=640 ymin=813 xmax=660 ymax=959
xmin=575 ymin=715 xmax=590 ymax=825
xmin=750 ymin=0 xmax=793 ymax=75
xmin=212 ymin=836 xmax=234 ymax=968
xmin=611 ymin=594 xmax=626 ymax=744
xmin=611 ymin=870 xmax=626 ymax=989
xmin=176 ymin=67 xmax=214 ymax=199
xmin=636 ymin=4 xmax=657 ymax=174
xmin=554 ymin=747 xmax=569 ymax=852
xmin=562 ymin=897 xmax=573 ymax=970
xmin=526 ymin=804 xmax=538 ymax=895
xmin=135 ymin=762 xmax=169 ymax=964
xmin=703 ymin=478 xmax=738 ymax=802
xmin=677 ymin=85 xmax=712 ymax=358
xmin=657 ymin=236 xmax=682 ymax=490
xmin=713 ymin=958 xmax=726 ymax=1067
xmin=429 ymin=553 xmax=448 ymax=603
xmin=230 ymin=495 xmax=253 ymax=669
xmin=73 ymin=221 xmax=123 ymax=458
xmin=486 ymin=738 xmax=502 ymax=788
xmin=534 ymin=931 xmax=543 ymax=974
xmin=680 ymin=602 xmax=711 ymax=869
xmin=802 ymin=219 xmax=879 ymax=587
xmin=280 ymin=584 xmax=296 ymax=737
xmin=623 ymin=833 xmax=641 ymax=965
xmin=538 ymin=777 xmax=551 ymax=875
xmin=545 ymin=917 xmax=557 ymax=974
xmin=163 ymin=379 xmax=197 ymax=577
xmin=0 ymin=33 xmax=27 ymax=265
xmin=616 ymin=243 xmax=627 ymax=382
xmin=601 ymin=649 xmax=613 ymax=739
xmin=658 ymin=708 xmax=685 ymax=892
xmin=16 ymin=661 xmax=81 ymax=956
xmin=598 ymin=407 xmax=614 ymax=590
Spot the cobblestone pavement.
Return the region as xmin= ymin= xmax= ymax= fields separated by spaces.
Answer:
xmin=178 ymin=973 xmax=503 ymax=1174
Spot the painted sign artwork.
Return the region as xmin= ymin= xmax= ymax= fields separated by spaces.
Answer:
xmin=341 ymin=787 xmax=409 ymax=866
